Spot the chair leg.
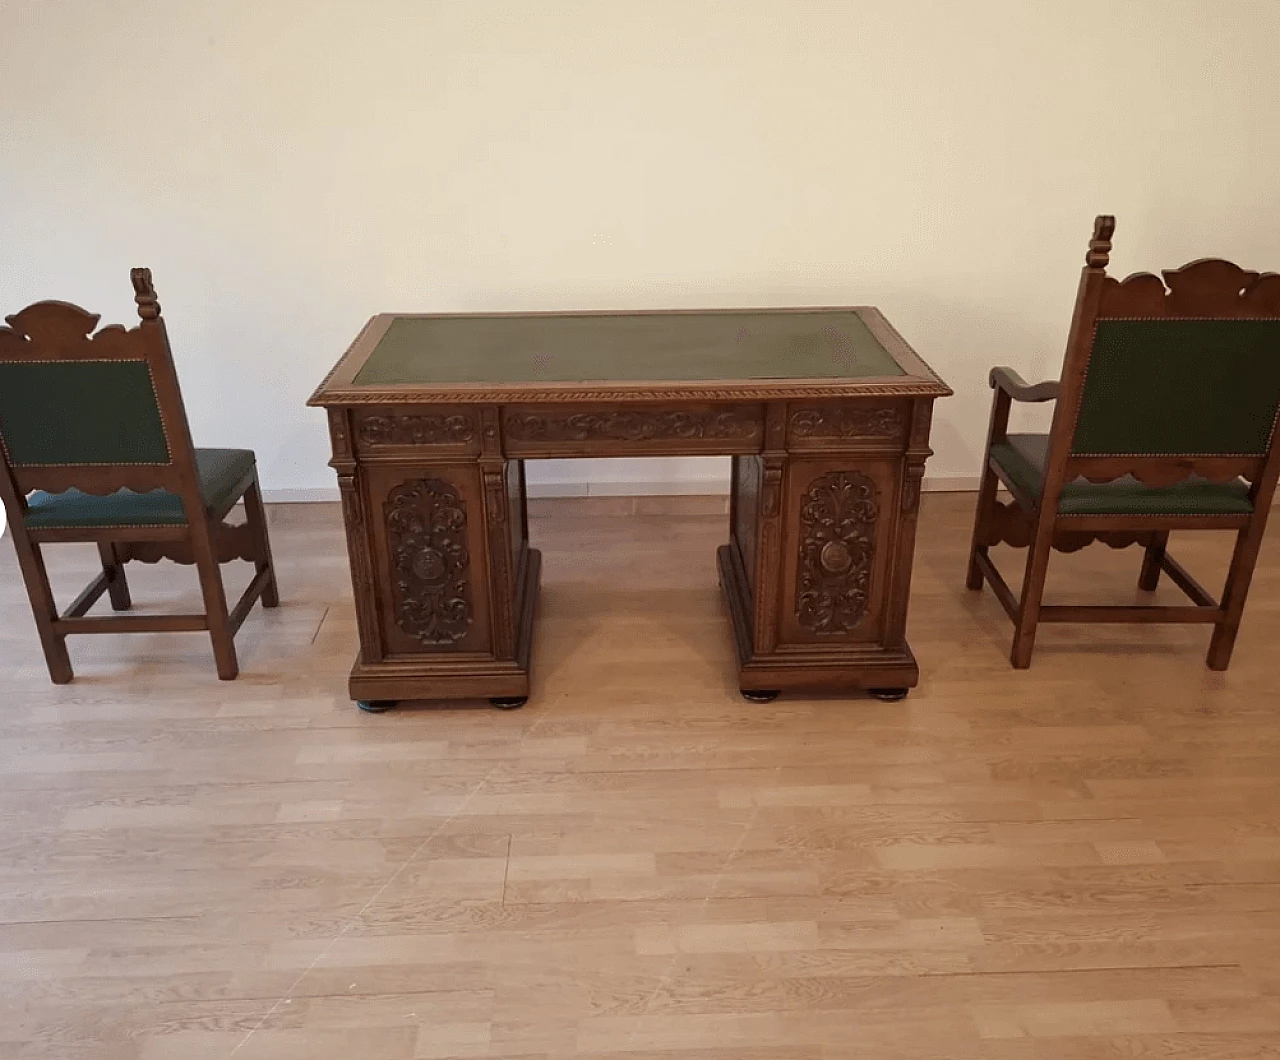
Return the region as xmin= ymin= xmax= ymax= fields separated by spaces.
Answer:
xmin=96 ymin=542 xmax=132 ymax=611
xmin=1138 ymin=531 xmax=1169 ymax=592
xmin=1010 ymin=519 xmax=1055 ymax=669
xmin=10 ymin=534 xmax=73 ymax=683
xmin=189 ymin=521 xmax=239 ymax=680
xmin=966 ymin=463 xmax=1002 ymax=591
xmin=242 ymin=474 xmax=279 ymax=608
xmin=1206 ymin=524 xmax=1267 ymax=671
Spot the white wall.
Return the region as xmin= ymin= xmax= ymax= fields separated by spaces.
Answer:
xmin=2 ymin=0 xmax=1278 ymax=498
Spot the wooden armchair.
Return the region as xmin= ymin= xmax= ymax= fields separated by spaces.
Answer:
xmin=967 ymin=216 xmax=1280 ymax=669
xmin=0 ymin=270 xmax=279 ymax=683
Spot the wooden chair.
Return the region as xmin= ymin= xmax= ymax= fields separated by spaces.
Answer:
xmin=0 ymin=269 xmax=279 ymax=683
xmin=967 ymin=216 xmax=1280 ymax=669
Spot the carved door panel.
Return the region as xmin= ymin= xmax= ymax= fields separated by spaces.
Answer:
xmin=776 ymin=458 xmax=902 ymax=647
xmin=363 ymin=465 xmax=492 ymax=657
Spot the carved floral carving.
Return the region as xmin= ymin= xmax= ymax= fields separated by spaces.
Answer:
xmin=788 ymin=405 xmax=905 ymax=441
xmin=504 ymin=408 xmax=760 ymax=443
xmin=384 ymin=479 xmax=472 ymax=646
xmin=796 ymin=471 xmax=879 ymax=634
xmin=357 ymin=413 xmax=476 ymax=446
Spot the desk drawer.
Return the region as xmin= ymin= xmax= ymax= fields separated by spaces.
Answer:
xmin=502 ymin=403 xmax=764 ymax=457
xmin=785 ymin=400 xmax=910 ymax=450
xmin=352 ymin=406 xmax=482 ymax=458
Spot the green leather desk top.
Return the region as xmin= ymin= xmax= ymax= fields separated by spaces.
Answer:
xmin=359 ymin=311 xmax=901 ymax=385
xmin=309 ymin=307 xmax=950 ymax=405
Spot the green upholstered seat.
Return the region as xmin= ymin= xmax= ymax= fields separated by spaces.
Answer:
xmin=990 ymin=434 xmax=1253 ymax=516
xmin=23 ymin=449 xmax=256 ymax=529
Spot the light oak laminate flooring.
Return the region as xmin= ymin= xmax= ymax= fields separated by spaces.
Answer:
xmin=1 ymin=494 xmax=1278 ymax=1059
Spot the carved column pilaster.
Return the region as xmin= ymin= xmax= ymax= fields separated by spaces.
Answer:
xmin=751 ymin=402 xmax=788 ymax=655
xmin=901 ymin=463 xmax=925 ymax=516
xmin=884 ymin=397 xmax=934 ymax=646
xmin=480 ymin=406 xmax=516 ymax=658
xmin=329 ymin=409 xmax=382 ymax=664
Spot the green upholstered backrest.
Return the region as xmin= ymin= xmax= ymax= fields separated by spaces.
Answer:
xmin=0 ymin=360 xmax=171 ymax=466
xmin=1072 ymin=320 xmax=1280 ymax=456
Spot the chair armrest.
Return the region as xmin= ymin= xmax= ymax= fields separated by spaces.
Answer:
xmin=989 ymin=366 xmax=1060 ymax=402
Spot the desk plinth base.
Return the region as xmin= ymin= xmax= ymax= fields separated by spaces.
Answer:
xmin=717 ymin=544 xmax=919 ymax=698
xmin=347 ymin=549 xmax=541 ymax=705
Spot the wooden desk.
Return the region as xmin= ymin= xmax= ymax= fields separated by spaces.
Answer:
xmin=309 ymin=308 xmax=950 ymax=709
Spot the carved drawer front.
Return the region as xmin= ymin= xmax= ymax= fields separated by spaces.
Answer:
xmin=363 ymin=465 xmax=492 ymax=657
xmin=502 ymin=403 xmax=764 ymax=457
xmin=777 ymin=458 xmax=902 ymax=646
xmin=352 ymin=406 xmax=482 ymax=458
xmin=785 ymin=400 xmax=909 ymax=450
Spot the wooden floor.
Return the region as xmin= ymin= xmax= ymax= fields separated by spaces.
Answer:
xmin=2 ymin=493 xmax=1279 ymax=1059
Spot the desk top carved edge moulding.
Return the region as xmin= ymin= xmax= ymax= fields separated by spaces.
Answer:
xmin=309 ymin=306 xmax=951 ymax=710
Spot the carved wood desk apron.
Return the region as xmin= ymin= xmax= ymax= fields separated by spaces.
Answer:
xmin=309 ymin=309 xmax=951 ymax=705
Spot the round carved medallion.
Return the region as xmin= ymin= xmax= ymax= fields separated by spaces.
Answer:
xmin=411 ymin=547 xmax=447 ymax=584
xmin=819 ymin=540 xmax=853 ymax=575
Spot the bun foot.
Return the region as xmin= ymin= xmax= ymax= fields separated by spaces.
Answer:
xmin=357 ymin=700 xmax=397 ymax=713
xmin=490 ymin=696 xmax=528 ymax=710
xmin=740 ymin=689 xmax=780 ymax=703
xmin=867 ymin=687 xmax=909 ymax=702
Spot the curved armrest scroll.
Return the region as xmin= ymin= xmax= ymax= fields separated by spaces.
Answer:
xmin=989 ymin=366 xmax=1060 ymax=402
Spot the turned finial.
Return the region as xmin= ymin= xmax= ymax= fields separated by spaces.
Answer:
xmin=131 ymin=267 xmax=161 ymax=321
xmin=1086 ymin=215 xmax=1115 ymax=269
